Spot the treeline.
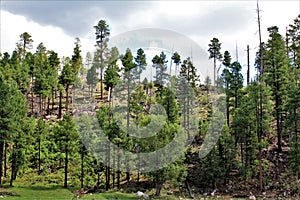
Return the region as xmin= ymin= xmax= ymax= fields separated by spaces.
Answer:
xmin=0 ymin=14 xmax=299 ymax=197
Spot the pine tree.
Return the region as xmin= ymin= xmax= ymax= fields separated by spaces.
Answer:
xmin=179 ymin=57 xmax=199 ymax=90
xmin=0 ymin=73 xmax=28 ymax=186
xmin=287 ymin=14 xmax=300 ymax=68
xmin=171 ymin=52 xmax=181 ymax=76
xmin=208 ymin=38 xmax=222 ymax=86
xmin=55 ymin=113 xmax=78 ymax=188
xmin=263 ymin=26 xmax=290 ymax=152
xmin=104 ymin=47 xmax=120 ymax=103
xmin=94 ymin=20 xmax=110 ymax=99
xmin=17 ymin=32 xmax=33 ymax=61
xmin=134 ymin=48 xmax=147 ymax=82
xmin=221 ymin=50 xmax=232 ymax=126
xmin=33 ymin=43 xmax=51 ymax=117
xmin=86 ymin=65 xmax=98 ymax=97
xmin=152 ymin=52 xmax=168 ymax=87
xmin=120 ymin=48 xmax=136 ymax=182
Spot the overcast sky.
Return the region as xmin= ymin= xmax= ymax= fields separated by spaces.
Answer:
xmin=1 ymin=1 xmax=299 ymax=81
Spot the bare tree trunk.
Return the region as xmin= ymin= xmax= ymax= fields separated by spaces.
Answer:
xmin=117 ymin=144 xmax=120 ymax=190
xmin=4 ymin=143 xmax=7 ymax=178
xmin=0 ymin=140 xmax=4 ymax=186
xmin=81 ymin=145 xmax=84 ymax=189
xmin=66 ymin=85 xmax=69 ymax=111
xmin=58 ymin=90 xmax=62 ymax=118
xmin=105 ymin=141 xmax=110 ymax=191
xmin=64 ymin=140 xmax=68 ymax=188
xmin=38 ymin=138 xmax=41 ymax=174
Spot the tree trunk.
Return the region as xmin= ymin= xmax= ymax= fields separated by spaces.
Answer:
xmin=81 ymin=145 xmax=84 ymax=189
xmin=4 ymin=143 xmax=7 ymax=178
xmin=137 ymin=152 xmax=140 ymax=183
xmin=66 ymin=85 xmax=69 ymax=111
xmin=10 ymin=144 xmax=16 ymax=187
xmin=275 ymin=91 xmax=282 ymax=153
xmin=38 ymin=138 xmax=41 ymax=174
xmin=31 ymin=83 xmax=34 ymax=115
xmin=185 ymin=179 xmax=194 ymax=199
xmin=59 ymin=90 xmax=62 ymax=118
xmin=100 ymin=69 xmax=103 ymax=99
xmin=214 ymin=57 xmax=216 ymax=87
xmin=117 ymin=144 xmax=120 ymax=190
xmin=52 ymin=88 xmax=55 ymax=111
xmin=64 ymin=139 xmax=68 ymax=188
xmin=0 ymin=140 xmax=4 ymax=186
xmin=10 ymin=164 xmax=14 ymax=187
xmin=39 ymin=95 xmax=42 ymax=117
xmin=47 ymin=96 xmax=50 ymax=115
xmin=226 ymin=91 xmax=230 ymax=126
xmin=155 ymin=181 xmax=163 ymax=196
xmin=259 ymin=150 xmax=263 ymax=192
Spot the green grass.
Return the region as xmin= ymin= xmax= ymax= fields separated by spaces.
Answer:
xmin=2 ymin=184 xmax=74 ymax=200
xmin=0 ymin=183 xmax=182 ymax=200
xmin=78 ymin=192 xmax=138 ymax=200
xmin=0 ymin=180 xmax=251 ymax=200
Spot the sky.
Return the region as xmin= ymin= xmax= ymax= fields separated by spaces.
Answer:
xmin=1 ymin=0 xmax=299 ymax=82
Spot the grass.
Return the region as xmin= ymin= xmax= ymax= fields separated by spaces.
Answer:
xmin=0 ymin=181 xmax=180 ymax=200
xmin=77 ymin=192 xmax=138 ymax=200
xmin=0 ymin=179 xmax=252 ymax=200
xmin=1 ymin=184 xmax=73 ymax=200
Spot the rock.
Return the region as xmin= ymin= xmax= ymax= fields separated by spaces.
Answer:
xmin=249 ymin=193 xmax=256 ymax=200
xmin=136 ymin=191 xmax=144 ymax=198
xmin=211 ymin=189 xmax=217 ymax=196
xmin=167 ymin=189 xmax=173 ymax=195
xmin=136 ymin=191 xmax=148 ymax=199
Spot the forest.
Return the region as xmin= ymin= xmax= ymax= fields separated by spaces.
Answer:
xmin=0 ymin=11 xmax=299 ymax=200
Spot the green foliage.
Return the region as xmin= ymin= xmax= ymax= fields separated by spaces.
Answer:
xmin=156 ymin=87 xmax=179 ymax=123
xmin=208 ymin=37 xmax=222 ymax=85
xmin=104 ymin=47 xmax=120 ymax=92
xmin=86 ymin=65 xmax=98 ymax=95
xmin=171 ymin=52 xmax=181 ymax=75
xmin=263 ymin=26 xmax=291 ymax=152
xmin=152 ymin=52 xmax=169 ymax=86
xmin=289 ymin=135 xmax=300 ymax=177
xmin=134 ymin=48 xmax=147 ymax=82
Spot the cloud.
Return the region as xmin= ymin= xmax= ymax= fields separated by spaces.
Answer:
xmin=0 ymin=10 xmax=95 ymax=58
xmin=1 ymin=0 xmax=299 ymax=83
xmin=1 ymin=1 xmax=153 ymax=38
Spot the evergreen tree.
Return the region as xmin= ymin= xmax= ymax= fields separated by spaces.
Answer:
xmin=55 ymin=113 xmax=78 ymax=188
xmin=221 ymin=50 xmax=232 ymax=126
xmin=179 ymin=57 xmax=199 ymax=90
xmin=120 ymin=48 xmax=137 ymax=182
xmin=86 ymin=65 xmax=98 ymax=97
xmin=34 ymin=43 xmax=51 ymax=117
xmin=152 ymin=52 xmax=168 ymax=87
xmin=17 ymin=32 xmax=33 ymax=61
xmin=134 ymin=48 xmax=147 ymax=82
xmin=287 ymin=14 xmax=300 ymax=68
xmin=34 ymin=118 xmax=48 ymax=174
xmin=0 ymin=73 xmax=28 ymax=186
xmin=229 ymin=61 xmax=243 ymax=109
xmin=94 ymin=20 xmax=110 ymax=99
xmin=263 ymin=26 xmax=290 ymax=152
xmin=104 ymin=47 xmax=120 ymax=103
xmin=208 ymin=38 xmax=222 ymax=86
xmin=171 ymin=52 xmax=181 ymax=76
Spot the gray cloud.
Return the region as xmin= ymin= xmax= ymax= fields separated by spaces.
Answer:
xmin=2 ymin=1 xmax=153 ymax=37
xmin=153 ymin=4 xmax=253 ymax=37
